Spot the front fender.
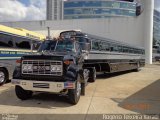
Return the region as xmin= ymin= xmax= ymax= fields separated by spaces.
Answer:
xmin=65 ymin=64 xmax=79 ymax=81
xmin=13 ymin=66 xmax=22 ymax=79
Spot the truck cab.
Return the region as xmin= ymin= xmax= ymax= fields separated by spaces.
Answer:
xmin=12 ymin=38 xmax=90 ymax=104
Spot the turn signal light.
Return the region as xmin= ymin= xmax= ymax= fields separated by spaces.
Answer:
xmin=64 ymin=60 xmax=73 ymax=65
xmin=16 ymin=59 xmax=22 ymax=63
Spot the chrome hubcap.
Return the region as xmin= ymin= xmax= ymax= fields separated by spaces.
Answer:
xmin=76 ymin=81 xmax=81 ymax=96
xmin=0 ymin=72 xmax=5 ymax=83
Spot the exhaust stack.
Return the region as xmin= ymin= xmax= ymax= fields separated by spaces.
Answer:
xmin=47 ymin=27 xmax=51 ymax=39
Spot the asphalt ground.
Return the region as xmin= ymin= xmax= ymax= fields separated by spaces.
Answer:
xmin=0 ymin=63 xmax=160 ymax=120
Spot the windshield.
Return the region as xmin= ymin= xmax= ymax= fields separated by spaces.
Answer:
xmin=38 ymin=40 xmax=56 ymax=52
xmin=38 ymin=40 xmax=74 ymax=52
xmin=55 ymin=40 xmax=74 ymax=52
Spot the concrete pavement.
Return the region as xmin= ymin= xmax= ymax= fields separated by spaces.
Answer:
xmin=0 ymin=63 xmax=160 ymax=119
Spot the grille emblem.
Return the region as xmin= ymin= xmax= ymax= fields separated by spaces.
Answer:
xmin=37 ymin=66 xmax=46 ymax=70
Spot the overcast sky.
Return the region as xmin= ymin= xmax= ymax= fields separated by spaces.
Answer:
xmin=0 ymin=0 xmax=159 ymax=22
xmin=0 ymin=0 xmax=46 ymax=22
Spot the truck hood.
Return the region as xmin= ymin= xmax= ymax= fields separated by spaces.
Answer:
xmin=21 ymin=52 xmax=75 ymax=61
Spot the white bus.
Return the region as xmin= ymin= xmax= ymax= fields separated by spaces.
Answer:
xmin=0 ymin=25 xmax=46 ymax=85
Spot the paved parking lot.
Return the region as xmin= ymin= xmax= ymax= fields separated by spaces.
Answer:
xmin=0 ymin=63 xmax=160 ymax=120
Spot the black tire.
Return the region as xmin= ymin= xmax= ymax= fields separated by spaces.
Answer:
xmin=0 ymin=68 xmax=7 ymax=86
xmin=133 ymin=68 xmax=141 ymax=72
xmin=15 ymin=85 xmax=33 ymax=100
xmin=68 ymin=75 xmax=81 ymax=105
xmin=81 ymin=83 xmax=85 ymax=96
xmin=88 ymin=68 xmax=96 ymax=83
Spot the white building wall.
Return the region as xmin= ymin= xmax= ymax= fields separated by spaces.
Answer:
xmin=1 ymin=16 xmax=145 ymax=48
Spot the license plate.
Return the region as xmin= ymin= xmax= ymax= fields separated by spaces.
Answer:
xmin=33 ymin=83 xmax=49 ymax=88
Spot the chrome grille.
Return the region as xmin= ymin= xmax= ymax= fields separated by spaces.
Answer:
xmin=22 ymin=60 xmax=63 ymax=76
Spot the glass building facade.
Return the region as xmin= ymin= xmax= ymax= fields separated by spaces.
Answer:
xmin=153 ymin=10 xmax=160 ymax=53
xmin=63 ymin=1 xmax=138 ymax=19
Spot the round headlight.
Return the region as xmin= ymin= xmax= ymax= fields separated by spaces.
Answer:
xmin=51 ymin=66 xmax=56 ymax=72
xmin=51 ymin=65 xmax=62 ymax=72
xmin=22 ymin=64 xmax=32 ymax=71
xmin=22 ymin=65 xmax=28 ymax=71
xmin=27 ymin=65 xmax=32 ymax=70
xmin=56 ymin=66 xmax=61 ymax=71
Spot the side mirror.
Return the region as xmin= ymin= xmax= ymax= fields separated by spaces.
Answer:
xmin=32 ymin=42 xmax=42 ymax=50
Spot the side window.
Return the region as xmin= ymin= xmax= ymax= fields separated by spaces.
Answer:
xmin=133 ymin=49 xmax=136 ymax=54
xmin=118 ymin=46 xmax=123 ymax=52
xmin=85 ymin=38 xmax=90 ymax=43
xmin=78 ymin=37 xmax=89 ymax=50
xmin=99 ymin=42 xmax=104 ymax=51
xmin=106 ymin=44 xmax=110 ymax=51
xmin=110 ymin=44 xmax=119 ymax=52
xmin=32 ymin=40 xmax=42 ymax=50
xmin=92 ymin=40 xmax=99 ymax=50
xmin=123 ymin=47 xmax=129 ymax=53
xmin=113 ymin=45 xmax=119 ymax=52
xmin=77 ymin=37 xmax=89 ymax=43
xmin=143 ymin=50 xmax=145 ymax=54
xmin=138 ymin=49 xmax=142 ymax=54
xmin=0 ymin=33 xmax=14 ymax=48
xmin=99 ymin=41 xmax=110 ymax=51
xmin=134 ymin=49 xmax=139 ymax=54
xmin=75 ymin=42 xmax=82 ymax=54
xmin=110 ymin=45 xmax=114 ymax=51
xmin=129 ymin=48 xmax=134 ymax=53
xmin=14 ymin=36 xmax=31 ymax=49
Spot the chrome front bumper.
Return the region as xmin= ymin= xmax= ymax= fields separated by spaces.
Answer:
xmin=12 ymin=79 xmax=75 ymax=93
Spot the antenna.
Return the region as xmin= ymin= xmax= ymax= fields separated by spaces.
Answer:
xmin=47 ymin=27 xmax=51 ymax=39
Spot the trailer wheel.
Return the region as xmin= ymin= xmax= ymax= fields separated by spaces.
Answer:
xmin=68 ymin=75 xmax=81 ymax=105
xmin=88 ymin=68 xmax=96 ymax=83
xmin=0 ymin=68 xmax=7 ymax=86
xmin=81 ymin=83 xmax=85 ymax=96
xmin=15 ymin=85 xmax=33 ymax=100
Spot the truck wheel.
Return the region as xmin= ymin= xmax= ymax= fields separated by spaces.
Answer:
xmin=15 ymin=86 xmax=33 ymax=100
xmin=0 ymin=68 xmax=7 ymax=86
xmin=88 ymin=68 xmax=96 ymax=83
xmin=81 ymin=83 xmax=85 ymax=96
xmin=68 ymin=76 xmax=81 ymax=105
